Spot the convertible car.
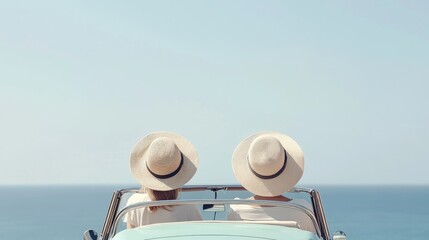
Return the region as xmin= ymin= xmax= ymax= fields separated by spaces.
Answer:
xmin=83 ymin=185 xmax=347 ymax=240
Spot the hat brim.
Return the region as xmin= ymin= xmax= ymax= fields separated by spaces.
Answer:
xmin=130 ymin=132 xmax=199 ymax=191
xmin=232 ymin=132 xmax=304 ymax=197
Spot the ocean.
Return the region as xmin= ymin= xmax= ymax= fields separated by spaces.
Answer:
xmin=0 ymin=185 xmax=428 ymax=240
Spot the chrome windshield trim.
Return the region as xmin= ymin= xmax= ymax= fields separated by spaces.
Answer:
xmin=101 ymin=185 xmax=330 ymax=240
xmin=100 ymin=190 xmax=122 ymax=240
xmin=111 ymin=198 xmax=321 ymax=238
xmin=311 ymin=189 xmax=330 ymax=240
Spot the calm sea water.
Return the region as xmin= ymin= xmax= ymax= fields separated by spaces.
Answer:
xmin=0 ymin=185 xmax=428 ymax=240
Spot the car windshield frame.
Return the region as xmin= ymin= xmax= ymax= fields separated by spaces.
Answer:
xmin=100 ymin=185 xmax=330 ymax=240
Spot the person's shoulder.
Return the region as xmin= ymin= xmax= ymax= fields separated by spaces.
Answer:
xmin=127 ymin=192 xmax=150 ymax=204
xmin=230 ymin=198 xmax=257 ymax=211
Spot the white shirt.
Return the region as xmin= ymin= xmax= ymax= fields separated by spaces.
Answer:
xmin=124 ymin=193 xmax=202 ymax=227
xmin=227 ymin=198 xmax=317 ymax=234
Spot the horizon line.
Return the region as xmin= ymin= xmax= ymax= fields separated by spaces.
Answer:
xmin=1 ymin=183 xmax=429 ymax=187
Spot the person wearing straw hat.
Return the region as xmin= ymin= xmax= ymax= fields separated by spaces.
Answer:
xmin=227 ymin=132 xmax=317 ymax=233
xmin=124 ymin=132 xmax=202 ymax=228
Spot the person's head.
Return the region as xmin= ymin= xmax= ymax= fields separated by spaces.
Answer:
xmin=130 ymin=131 xmax=199 ymax=189
xmin=232 ymin=132 xmax=305 ymax=197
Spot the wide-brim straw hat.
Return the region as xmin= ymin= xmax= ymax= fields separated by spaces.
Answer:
xmin=130 ymin=131 xmax=199 ymax=191
xmin=232 ymin=132 xmax=304 ymax=197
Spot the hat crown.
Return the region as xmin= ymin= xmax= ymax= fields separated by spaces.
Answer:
xmin=248 ymin=136 xmax=285 ymax=176
xmin=146 ymin=137 xmax=181 ymax=176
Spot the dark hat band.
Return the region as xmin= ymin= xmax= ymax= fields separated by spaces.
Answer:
xmin=146 ymin=153 xmax=184 ymax=179
xmin=248 ymin=150 xmax=287 ymax=180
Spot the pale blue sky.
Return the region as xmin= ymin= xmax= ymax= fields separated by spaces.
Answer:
xmin=1 ymin=1 xmax=428 ymax=186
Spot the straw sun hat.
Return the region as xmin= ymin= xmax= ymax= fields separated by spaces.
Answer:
xmin=232 ymin=132 xmax=305 ymax=197
xmin=130 ymin=132 xmax=199 ymax=191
